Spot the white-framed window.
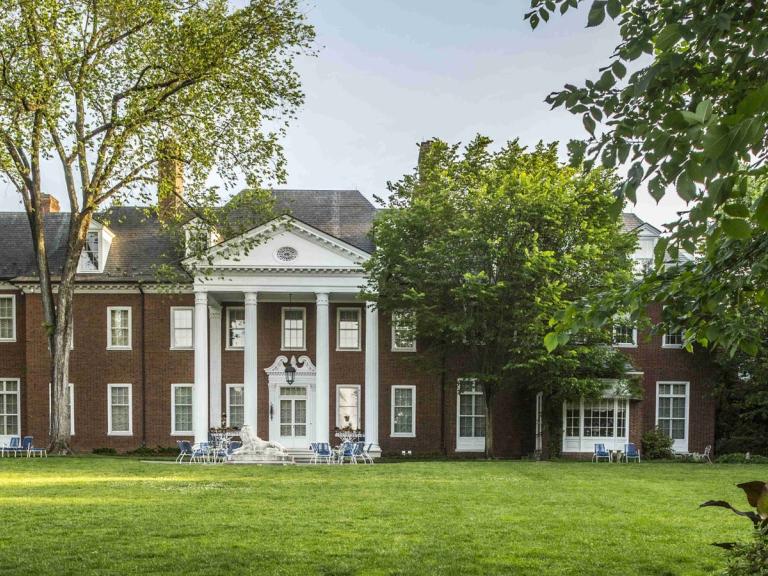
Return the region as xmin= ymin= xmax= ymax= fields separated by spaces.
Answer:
xmin=337 ymin=308 xmax=361 ymax=351
xmin=456 ymin=379 xmax=485 ymax=451
xmin=226 ymin=384 xmax=244 ymax=429
xmin=78 ymin=230 xmax=100 ymax=272
xmin=171 ymin=384 xmax=193 ymax=435
xmin=656 ymin=381 xmax=689 ymax=452
xmin=0 ymin=295 xmax=16 ymax=342
xmin=226 ymin=307 xmax=245 ymax=350
xmin=108 ymin=384 xmax=132 ymax=436
xmin=662 ymin=306 xmax=684 ymax=348
xmin=0 ymin=378 xmax=20 ymax=436
xmin=612 ymin=316 xmax=637 ymax=347
xmin=281 ymin=307 xmax=306 ymax=350
xmin=391 ymin=311 xmax=417 ymax=352
xmin=336 ymin=385 xmax=360 ymax=429
xmin=561 ymin=396 xmax=630 ymax=452
xmin=107 ymin=306 xmax=132 ymax=349
xmin=391 ymin=385 xmax=416 ymax=437
xmin=170 ymin=307 xmax=194 ymax=350
xmin=49 ymin=382 xmax=75 ymax=436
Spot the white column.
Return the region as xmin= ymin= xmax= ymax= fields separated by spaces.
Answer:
xmin=208 ymin=305 xmax=222 ymax=428
xmin=315 ymin=292 xmax=330 ymax=444
xmin=193 ymin=291 xmax=210 ymax=444
xmin=243 ymin=292 xmax=258 ymax=432
xmin=364 ymin=301 xmax=381 ymax=454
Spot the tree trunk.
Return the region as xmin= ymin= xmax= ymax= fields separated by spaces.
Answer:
xmin=484 ymin=391 xmax=494 ymax=459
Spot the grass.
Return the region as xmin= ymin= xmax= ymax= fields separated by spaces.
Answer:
xmin=0 ymin=458 xmax=764 ymax=575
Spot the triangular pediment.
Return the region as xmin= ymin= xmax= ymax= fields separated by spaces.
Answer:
xmin=186 ymin=216 xmax=369 ymax=271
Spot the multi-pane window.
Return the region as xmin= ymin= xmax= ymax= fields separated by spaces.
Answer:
xmin=565 ymin=401 xmax=580 ymax=437
xmin=563 ymin=397 xmax=629 ymax=439
xmin=336 ymin=385 xmax=360 ymax=429
xmin=107 ymin=307 xmax=131 ymax=349
xmin=108 ymin=384 xmax=132 ymax=435
xmin=0 ymin=379 xmax=19 ymax=435
xmin=391 ymin=385 xmax=415 ymax=437
xmin=227 ymin=307 xmax=245 ymax=349
xmin=663 ymin=328 xmax=684 ymax=348
xmin=227 ymin=384 xmax=244 ymax=429
xmin=657 ymin=382 xmax=688 ymax=440
xmin=391 ymin=311 xmax=416 ymax=352
xmin=458 ymin=380 xmax=486 ymax=438
xmin=282 ymin=307 xmax=306 ymax=350
xmin=172 ymin=384 xmax=193 ymax=435
xmin=0 ymin=295 xmax=15 ymax=341
xmin=280 ymin=386 xmax=307 ymax=437
xmin=78 ymin=230 xmax=100 ymax=272
xmin=170 ymin=307 xmax=194 ymax=349
xmin=612 ymin=317 xmax=637 ymax=347
xmin=337 ymin=308 xmax=361 ymax=350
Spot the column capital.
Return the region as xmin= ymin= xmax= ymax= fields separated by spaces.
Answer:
xmin=194 ymin=291 xmax=208 ymax=305
xmin=315 ymin=292 xmax=329 ymax=306
xmin=208 ymin=305 xmax=222 ymax=320
xmin=244 ymin=292 xmax=258 ymax=306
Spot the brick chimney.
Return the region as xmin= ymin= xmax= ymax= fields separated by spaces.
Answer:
xmin=157 ymin=140 xmax=184 ymax=221
xmin=41 ymin=194 xmax=61 ymax=214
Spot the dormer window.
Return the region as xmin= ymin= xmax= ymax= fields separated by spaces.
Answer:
xmin=80 ymin=231 xmax=100 ymax=271
xmin=77 ymin=223 xmax=114 ymax=274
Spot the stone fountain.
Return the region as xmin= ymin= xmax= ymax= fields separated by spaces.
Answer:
xmin=227 ymin=425 xmax=295 ymax=465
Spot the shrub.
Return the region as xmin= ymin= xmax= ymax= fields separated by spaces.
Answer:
xmin=716 ymin=453 xmax=768 ymax=464
xmin=723 ymin=532 xmax=768 ymax=576
xmin=641 ymin=427 xmax=674 ymax=459
xmin=717 ymin=436 xmax=768 ymax=457
xmin=92 ymin=447 xmax=117 ymax=456
xmin=126 ymin=445 xmax=179 ymax=457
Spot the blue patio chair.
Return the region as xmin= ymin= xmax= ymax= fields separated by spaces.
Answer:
xmin=27 ymin=437 xmax=47 ymax=458
xmin=19 ymin=436 xmax=33 ymax=458
xmin=227 ymin=441 xmax=242 ymax=455
xmin=1 ymin=436 xmax=21 ymax=457
xmin=312 ymin=442 xmax=333 ymax=464
xmin=338 ymin=441 xmax=355 ymax=465
xmin=190 ymin=442 xmax=210 ymax=464
xmin=623 ymin=443 xmax=641 ymax=463
xmin=592 ymin=443 xmax=611 ymax=462
xmin=176 ymin=440 xmax=193 ymax=463
xmin=362 ymin=443 xmax=375 ymax=464
xmin=352 ymin=441 xmax=368 ymax=464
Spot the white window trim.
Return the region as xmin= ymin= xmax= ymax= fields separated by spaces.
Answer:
xmin=170 ymin=306 xmax=194 ymax=350
xmin=0 ymin=294 xmax=16 ymax=342
xmin=107 ymin=306 xmax=132 ymax=350
xmin=107 ymin=383 xmax=133 ymax=436
xmin=171 ymin=383 xmax=194 ymax=436
xmin=655 ymin=381 xmax=690 ymax=451
xmin=225 ymin=306 xmax=244 ymax=351
xmin=0 ymin=378 xmax=21 ymax=436
xmin=336 ymin=384 xmax=361 ymax=429
xmin=281 ymin=306 xmax=307 ymax=351
xmin=48 ymin=382 xmax=75 ymax=436
xmin=456 ymin=380 xmax=485 ymax=452
xmin=391 ymin=312 xmax=417 ymax=352
xmin=661 ymin=305 xmax=684 ymax=349
xmin=611 ymin=317 xmax=637 ymax=348
xmin=336 ymin=307 xmax=362 ymax=351
xmin=226 ymin=383 xmax=244 ymax=428
xmin=390 ymin=385 xmax=416 ymax=438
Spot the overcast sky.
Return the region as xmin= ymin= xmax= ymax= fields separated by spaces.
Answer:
xmin=0 ymin=0 xmax=687 ymax=229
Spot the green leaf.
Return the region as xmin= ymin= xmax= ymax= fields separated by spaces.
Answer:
xmin=655 ymin=24 xmax=681 ymax=51
xmin=723 ymin=203 xmax=749 ymax=218
xmin=583 ymin=113 xmax=596 ymax=136
xmin=649 ymin=177 xmax=665 ymax=202
xmin=736 ymin=82 xmax=768 ymax=116
xmin=587 ymin=0 xmax=607 ymax=27
xmin=695 ymin=100 xmax=713 ymax=123
xmin=611 ymin=60 xmax=627 ymax=79
xmin=721 ymin=217 xmax=752 ymax=240
xmin=544 ymin=331 xmax=559 ymax=352
xmin=676 ymin=172 xmax=696 ymax=202
xmin=606 ymin=0 xmax=621 ymax=18
xmin=755 ymin=189 xmax=768 ymax=230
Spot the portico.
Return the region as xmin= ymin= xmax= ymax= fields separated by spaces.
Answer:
xmin=185 ymin=216 xmax=380 ymax=455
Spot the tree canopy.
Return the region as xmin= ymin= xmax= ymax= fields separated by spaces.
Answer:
xmin=526 ymin=0 xmax=768 ymax=356
xmin=364 ymin=137 xmax=634 ymax=456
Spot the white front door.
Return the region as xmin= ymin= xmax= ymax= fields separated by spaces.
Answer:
xmin=278 ymin=386 xmax=308 ymax=449
xmin=656 ymin=382 xmax=689 ymax=452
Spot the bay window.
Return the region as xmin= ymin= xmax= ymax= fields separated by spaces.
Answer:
xmin=562 ymin=396 xmax=630 ymax=453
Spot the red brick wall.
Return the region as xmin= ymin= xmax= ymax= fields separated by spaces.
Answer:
xmin=0 ymin=290 xmax=26 ymax=434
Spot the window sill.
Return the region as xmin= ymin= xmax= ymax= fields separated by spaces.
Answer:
xmin=171 ymin=431 xmax=193 ymax=437
xmin=170 ymin=347 xmax=194 ymax=351
xmin=336 ymin=348 xmax=362 ymax=352
xmin=225 ymin=347 xmax=244 ymax=352
xmin=0 ymin=338 xmax=16 ymax=343
xmin=281 ymin=347 xmax=307 ymax=353
xmin=661 ymin=344 xmax=684 ymax=349
xmin=108 ymin=431 xmax=133 ymax=437
xmin=390 ymin=433 xmax=416 ymax=438
xmin=392 ymin=347 xmax=417 ymax=353
xmin=107 ymin=347 xmax=132 ymax=351
xmin=454 ymin=448 xmax=485 ymax=453
xmin=613 ymin=343 xmax=637 ymax=349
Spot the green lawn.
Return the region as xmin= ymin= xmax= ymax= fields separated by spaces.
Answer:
xmin=0 ymin=458 xmax=763 ymax=575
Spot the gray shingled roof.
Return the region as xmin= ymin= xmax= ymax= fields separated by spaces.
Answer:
xmin=0 ymin=189 xmax=377 ymax=282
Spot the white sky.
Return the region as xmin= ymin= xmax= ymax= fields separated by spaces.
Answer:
xmin=0 ymin=0 xmax=687 ymax=230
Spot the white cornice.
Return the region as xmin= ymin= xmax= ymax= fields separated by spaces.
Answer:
xmin=16 ymin=283 xmax=192 ymax=294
